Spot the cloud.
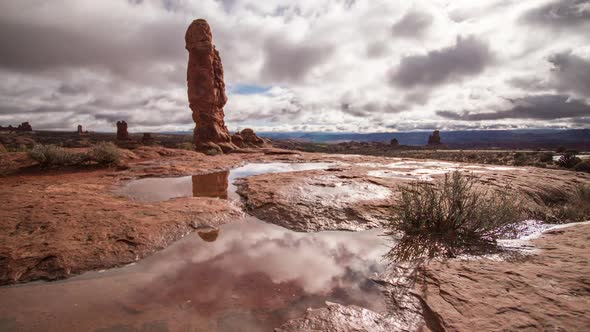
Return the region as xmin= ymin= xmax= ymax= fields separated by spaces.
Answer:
xmin=437 ymin=94 xmax=590 ymax=121
xmin=548 ymin=51 xmax=590 ymax=96
xmin=260 ymin=36 xmax=334 ymax=84
xmin=0 ymin=0 xmax=588 ymax=133
xmin=521 ymin=0 xmax=590 ymax=30
xmin=389 ymin=36 xmax=493 ymax=89
xmin=391 ymin=11 xmax=432 ymax=38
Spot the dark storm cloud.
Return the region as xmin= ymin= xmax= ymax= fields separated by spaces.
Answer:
xmin=261 ymin=36 xmax=334 ymax=83
xmin=437 ymin=94 xmax=590 ymax=121
xmin=392 ymin=11 xmax=433 ymax=38
xmin=389 ymin=36 xmax=492 ymax=89
xmin=548 ymin=51 xmax=590 ymax=96
xmin=521 ymin=0 xmax=590 ymax=30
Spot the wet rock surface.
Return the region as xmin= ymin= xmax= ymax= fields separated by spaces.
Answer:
xmin=411 ymin=223 xmax=590 ymax=331
xmin=236 ymin=157 xmax=590 ymax=232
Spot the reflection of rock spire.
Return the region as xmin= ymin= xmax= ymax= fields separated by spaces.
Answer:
xmin=191 ymin=170 xmax=229 ymax=199
xmin=197 ymin=228 xmax=219 ymax=242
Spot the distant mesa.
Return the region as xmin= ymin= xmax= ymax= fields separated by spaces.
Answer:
xmin=0 ymin=122 xmax=33 ymax=133
xmin=390 ymin=138 xmax=399 ymax=147
xmin=116 ymin=121 xmax=129 ymax=140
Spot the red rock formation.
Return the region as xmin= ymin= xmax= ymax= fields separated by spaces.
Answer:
xmin=1 ymin=123 xmax=33 ymax=132
xmin=231 ymin=128 xmax=269 ymax=148
xmin=186 ymin=19 xmax=236 ymax=153
xmin=18 ymin=122 xmax=32 ymax=132
xmin=77 ymin=125 xmax=83 ymax=135
xmin=116 ymin=121 xmax=129 ymax=140
xmin=427 ymin=130 xmax=442 ymax=145
xmin=390 ymin=138 xmax=399 ymax=147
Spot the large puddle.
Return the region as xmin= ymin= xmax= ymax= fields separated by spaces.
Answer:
xmin=116 ymin=162 xmax=335 ymax=202
xmin=0 ymin=163 xmax=390 ymax=332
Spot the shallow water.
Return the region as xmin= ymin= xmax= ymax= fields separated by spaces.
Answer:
xmin=0 ymin=162 xmax=389 ymax=332
xmin=116 ymin=162 xmax=335 ymax=202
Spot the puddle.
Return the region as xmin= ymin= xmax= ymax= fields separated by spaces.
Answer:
xmin=116 ymin=162 xmax=334 ymax=202
xmin=0 ymin=218 xmax=388 ymax=332
xmin=0 ymin=162 xmax=390 ymax=332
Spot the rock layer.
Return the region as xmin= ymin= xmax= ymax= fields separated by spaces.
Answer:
xmin=186 ymin=19 xmax=236 ymax=153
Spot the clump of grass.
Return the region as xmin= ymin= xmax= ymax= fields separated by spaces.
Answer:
xmin=178 ymin=142 xmax=195 ymax=151
xmin=386 ymin=171 xmax=523 ymax=261
xmin=88 ymin=142 xmax=121 ymax=165
xmin=29 ymin=144 xmax=87 ymax=167
xmin=538 ymin=185 xmax=590 ymax=223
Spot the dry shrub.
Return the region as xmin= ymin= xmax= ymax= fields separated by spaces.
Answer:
xmin=89 ymin=142 xmax=121 ymax=165
xmin=29 ymin=144 xmax=88 ymax=167
xmin=386 ymin=172 xmax=523 ymax=261
xmin=538 ymin=185 xmax=590 ymax=223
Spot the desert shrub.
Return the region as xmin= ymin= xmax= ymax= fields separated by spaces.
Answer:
xmin=89 ymin=142 xmax=121 ymax=165
xmin=386 ymin=172 xmax=523 ymax=261
xmin=539 ymin=185 xmax=590 ymax=223
xmin=29 ymin=144 xmax=87 ymax=166
xmin=513 ymin=152 xmax=528 ymax=166
xmin=178 ymin=142 xmax=195 ymax=151
xmin=538 ymin=152 xmax=554 ymax=163
xmin=573 ymin=161 xmax=590 ymax=173
xmin=205 ymin=148 xmax=221 ymax=156
xmin=555 ymin=152 xmax=582 ymax=168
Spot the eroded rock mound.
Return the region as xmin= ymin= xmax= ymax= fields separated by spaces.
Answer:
xmin=231 ymin=128 xmax=269 ymax=148
xmin=186 ymin=19 xmax=236 ymax=154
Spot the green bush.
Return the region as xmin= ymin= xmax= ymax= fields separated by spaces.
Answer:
xmin=89 ymin=142 xmax=121 ymax=165
xmin=29 ymin=144 xmax=87 ymax=167
xmin=386 ymin=172 xmax=523 ymax=261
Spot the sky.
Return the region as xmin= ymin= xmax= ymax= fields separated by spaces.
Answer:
xmin=0 ymin=0 xmax=589 ymax=133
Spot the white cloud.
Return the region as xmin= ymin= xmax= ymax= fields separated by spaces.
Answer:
xmin=0 ymin=0 xmax=588 ymax=133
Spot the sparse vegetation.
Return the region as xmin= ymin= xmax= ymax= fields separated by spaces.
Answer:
xmin=88 ymin=142 xmax=121 ymax=165
xmin=178 ymin=142 xmax=195 ymax=151
xmin=386 ymin=172 xmax=523 ymax=261
xmin=555 ymin=152 xmax=582 ymax=169
xmin=29 ymin=143 xmax=121 ymax=167
xmin=205 ymin=148 xmax=221 ymax=156
xmin=573 ymin=161 xmax=590 ymax=173
xmin=537 ymin=185 xmax=590 ymax=224
xmin=29 ymin=144 xmax=87 ymax=167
